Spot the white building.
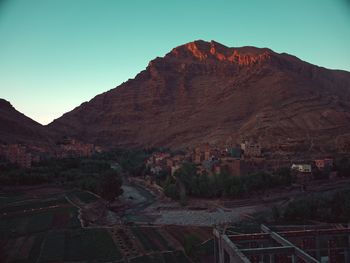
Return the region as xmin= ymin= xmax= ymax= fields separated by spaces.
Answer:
xmin=291 ymin=164 xmax=312 ymax=173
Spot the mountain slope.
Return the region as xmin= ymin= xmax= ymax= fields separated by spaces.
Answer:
xmin=49 ymin=40 xmax=350 ymax=153
xmin=0 ymin=99 xmax=52 ymax=145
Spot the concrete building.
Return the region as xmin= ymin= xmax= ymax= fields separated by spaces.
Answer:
xmin=214 ymin=224 xmax=350 ymax=263
xmin=291 ymin=164 xmax=312 ymax=173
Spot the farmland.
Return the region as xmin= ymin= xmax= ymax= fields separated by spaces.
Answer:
xmin=0 ymin=185 xmax=210 ymax=263
xmin=0 ymin=186 xmax=124 ymax=263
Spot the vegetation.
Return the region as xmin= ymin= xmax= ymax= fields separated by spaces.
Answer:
xmin=0 ymin=190 xmax=123 ymax=263
xmin=129 ymin=251 xmax=190 ymax=263
xmin=63 ymin=228 xmax=122 ymax=261
xmin=163 ymin=163 xmax=295 ymax=200
xmin=0 ymin=197 xmax=80 ymax=239
xmin=93 ymin=149 xmax=149 ymax=177
xmin=66 ymin=190 xmax=99 ymax=204
xmin=0 ymin=148 xmax=149 ymax=201
xmin=98 ymin=171 xmax=123 ymax=204
xmin=131 ymin=226 xmax=161 ymax=251
xmin=272 ymin=188 xmax=350 ymax=223
xmin=0 ymin=158 xmax=110 ymax=190
xmin=336 ymin=157 xmax=350 ymax=178
xmin=312 ymin=166 xmax=331 ymax=180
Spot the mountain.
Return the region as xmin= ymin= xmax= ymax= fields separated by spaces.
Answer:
xmin=0 ymin=99 xmax=52 ymax=146
xmin=49 ymin=40 xmax=350 ymax=154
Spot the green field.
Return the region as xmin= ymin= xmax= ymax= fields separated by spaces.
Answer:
xmin=131 ymin=226 xmax=155 ymax=251
xmin=0 ymin=193 xmax=27 ymax=207
xmin=39 ymin=228 xmax=122 ymax=262
xmin=1 ymin=188 xmax=208 ymax=263
xmin=66 ymin=190 xmax=99 ymax=204
xmin=0 ymin=201 xmax=80 ymax=240
xmin=0 ymin=189 xmax=122 ymax=263
xmin=129 ymin=251 xmax=191 ymax=263
xmin=0 ymin=197 xmax=67 ymax=214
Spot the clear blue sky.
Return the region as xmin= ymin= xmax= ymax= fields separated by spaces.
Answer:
xmin=0 ymin=0 xmax=349 ymax=124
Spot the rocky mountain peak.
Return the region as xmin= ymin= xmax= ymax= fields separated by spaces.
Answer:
xmin=39 ymin=40 xmax=350 ymax=153
xmin=168 ymin=40 xmax=273 ymax=65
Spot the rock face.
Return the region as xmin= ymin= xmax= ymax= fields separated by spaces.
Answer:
xmin=49 ymin=40 xmax=350 ymax=153
xmin=0 ymin=99 xmax=52 ymax=145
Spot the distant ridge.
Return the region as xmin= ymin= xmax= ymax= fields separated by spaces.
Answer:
xmin=0 ymin=99 xmax=52 ymax=145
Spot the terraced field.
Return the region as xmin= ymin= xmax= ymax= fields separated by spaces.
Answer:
xmin=0 ymin=188 xmax=123 ymax=263
xmin=40 ymin=228 xmax=122 ymax=262
xmin=129 ymin=251 xmax=191 ymax=263
xmin=164 ymin=225 xmax=212 ymax=247
xmin=0 ymin=187 xmax=214 ymax=263
xmin=66 ymin=190 xmax=99 ymax=204
xmin=0 ymin=198 xmax=80 ymax=239
xmin=131 ymin=226 xmax=173 ymax=252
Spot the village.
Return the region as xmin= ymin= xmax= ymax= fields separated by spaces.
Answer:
xmin=0 ymin=137 xmax=340 ymax=187
xmin=1 ymin=137 xmax=344 ymax=228
xmin=145 ymin=140 xmax=337 ymax=185
xmin=0 ymin=137 xmax=99 ymax=168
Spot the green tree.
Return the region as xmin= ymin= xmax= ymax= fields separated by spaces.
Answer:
xmin=225 ymin=176 xmax=241 ymax=197
xmin=155 ymin=170 xmax=169 ymax=185
xmin=272 ymin=167 xmax=293 ymax=186
xmin=99 ymin=171 xmax=123 ymax=205
xmin=313 ymin=167 xmax=330 ymax=180
xmin=197 ymin=173 xmax=211 ymax=197
xmin=164 ymin=183 xmax=179 ymax=200
xmin=336 ymin=158 xmax=350 ymax=177
xmin=174 ymin=162 xmax=197 ymax=194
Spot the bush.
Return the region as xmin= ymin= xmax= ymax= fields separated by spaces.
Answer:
xmin=281 ymin=189 xmax=350 ymax=222
xmin=336 ymin=158 xmax=350 ymax=177
xmin=0 ymin=153 xmax=128 ymax=192
xmin=98 ymin=171 xmax=123 ymax=204
xmin=164 ymin=184 xmax=178 ymax=200
xmin=163 ymin=164 xmax=294 ymax=201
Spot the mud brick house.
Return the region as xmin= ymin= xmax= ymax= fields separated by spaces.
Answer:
xmin=228 ymin=147 xmax=242 ymax=159
xmin=146 ymin=152 xmax=170 ymax=166
xmin=3 ymin=144 xmax=32 ymax=168
xmin=241 ymin=140 xmax=262 ymax=157
xmin=213 ymin=163 xmax=221 ymax=174
xmin=220 ymin=157 xmax=266 ymax=177
xmin=192 ymin=144 xmax=211 ymax=164
xmin=56 ymin=138 xmax=95 ymax=158
xmin=314 ymin=158 xmax=333 ymax=170
xmin=193 ymin=146 xmax=202 ymax=164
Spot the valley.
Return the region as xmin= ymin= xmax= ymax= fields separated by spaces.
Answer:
xmin=3 ymin=173 xmax=350 ymax=262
